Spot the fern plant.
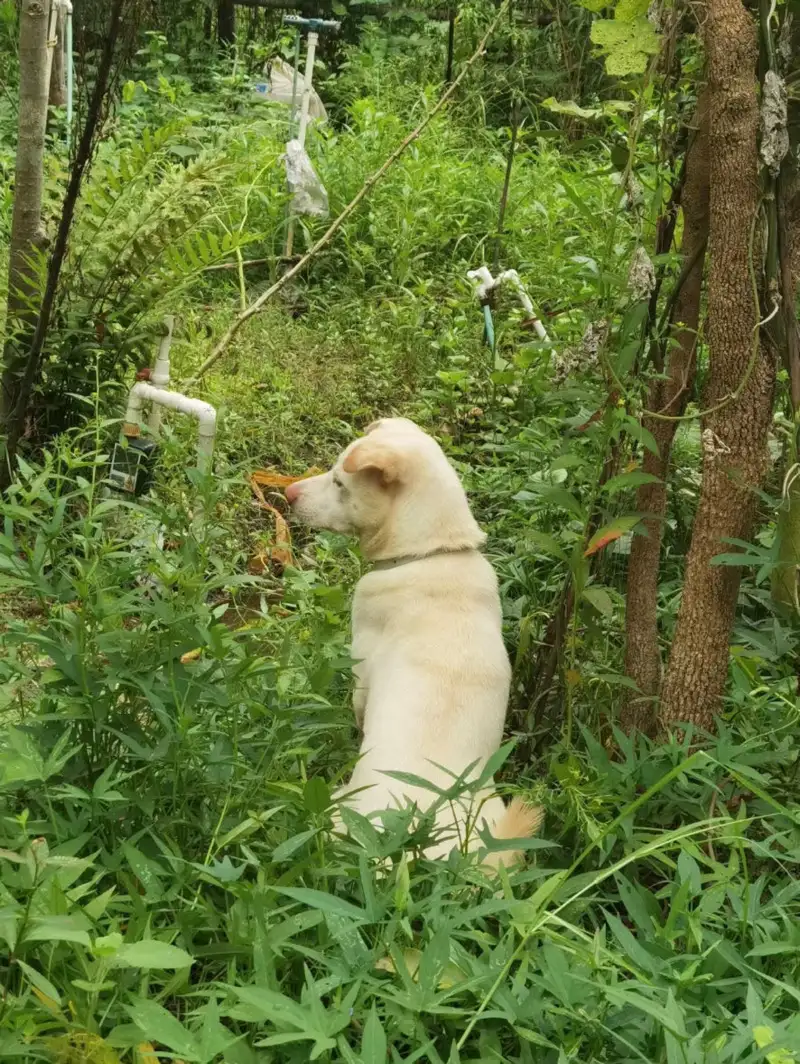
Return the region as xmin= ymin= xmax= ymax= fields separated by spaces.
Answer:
xmin=34 ymin=114 xmax=286 ymax=439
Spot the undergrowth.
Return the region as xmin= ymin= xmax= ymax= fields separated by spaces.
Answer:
xmin=1 ymin=16 xmax=799 ymax=1064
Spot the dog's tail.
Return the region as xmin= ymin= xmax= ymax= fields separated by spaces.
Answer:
xmin=482 ymin=797 xmax=543 ymax=870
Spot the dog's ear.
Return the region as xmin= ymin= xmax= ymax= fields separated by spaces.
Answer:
xmin=364 ymin=419 xmax=384 ymax=435
xmin=342 ymin=439 xmax=402 ymax=484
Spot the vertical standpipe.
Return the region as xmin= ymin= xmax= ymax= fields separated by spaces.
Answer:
xmin=281 ymin=16 xmax=339 ymax=260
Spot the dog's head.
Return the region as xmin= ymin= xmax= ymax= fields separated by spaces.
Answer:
xmin=285 ymin=418 xmax=485 ymax=559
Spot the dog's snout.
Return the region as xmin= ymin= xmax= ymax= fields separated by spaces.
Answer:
xmin=285 ymin=481 xmax=302 ymax=505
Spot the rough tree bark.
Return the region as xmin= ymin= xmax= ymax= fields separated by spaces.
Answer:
xmin=659 ymin=0 xmax=776 ymax=731
xmin=2 ymin=0 xmax=51 ymax=423
xmin=621 ymin=96 xmax=710 ymax=734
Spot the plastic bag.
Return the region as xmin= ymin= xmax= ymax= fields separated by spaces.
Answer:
xmin=284 ymin=139 xmax=329 ymax=217
xmin=252 ymin=58 xmax=327 ymax=123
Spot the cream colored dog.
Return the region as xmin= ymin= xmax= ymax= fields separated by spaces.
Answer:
xmin=285 ymin=417 xmax=541 ymax=866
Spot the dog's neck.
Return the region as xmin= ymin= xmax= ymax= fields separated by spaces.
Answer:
xmin=358 ymin=494 xmax=485 ymax=562
xmin=370 ymin=545 xmax=479 ymax=571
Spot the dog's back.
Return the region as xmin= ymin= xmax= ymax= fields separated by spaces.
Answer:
xmin=286 ymin=418 xmax=541 ymax=864
xmin=348 ymin=550 xmax=510 ymax=816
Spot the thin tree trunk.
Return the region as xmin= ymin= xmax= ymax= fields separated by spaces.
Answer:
xmin=621 ymin=96 xmax=710 ymax=734
xmin=774 ymin=198 xmax=800 ymax=606
xmin=793 ymin=206 xmax=800 ymax=286
xmin=445 ymin=11 xmax=455 ymax=84
xmin=49 ymin=3 xmax=67 ymax=108
xmin=2 ymin=0 xmax=51 ymax=423
xmin=492 ymin=98 xmax=520 ymax=275
xmin=218 ymin=0 xmax=235 ymax=46
xmin=766 ymin=7 xmax=800 ymax=612
xmin=0 ymin=0 xmax=126 ymax=489
xmin=526 ymin=428 xmax=622 ymax=729
xmin=659 ymin=0 xmax=776 ymax=731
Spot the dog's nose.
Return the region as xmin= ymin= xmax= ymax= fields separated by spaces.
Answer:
xmin=285 ymin=481 xmax=302 ymax=505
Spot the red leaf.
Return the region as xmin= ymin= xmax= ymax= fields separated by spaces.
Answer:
xmin=584 ymin=515 xmax=641 ymax=557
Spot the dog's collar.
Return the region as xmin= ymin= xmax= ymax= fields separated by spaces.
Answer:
xmin=370 ymin=546 xmax=479 ymax=571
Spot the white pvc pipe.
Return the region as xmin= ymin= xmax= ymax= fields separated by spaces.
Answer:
xmin=495 ymin=270 xmax=548 ymax=341
xmin=296 ymin=31 xmax=318 ymax=150
xmin=467 ymin=266 xmax=549 ymax=342
xmin=284 ymin=31 xmax=318 ymax=259
xmin=467 ymin=266 xmax=495 ymax=302
xmin=146 ymin=315 xmax=175 ymax=435
xmin=124 ymin=382 xmax=217 ymax=475
xmin=494 ymin=270 xmax=532 ymax=310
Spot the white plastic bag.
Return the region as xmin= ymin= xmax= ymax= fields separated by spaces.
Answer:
xmin=284 ymin=139 xmax=329 ymax=217
xmin=252 ymin=58 xmax=327 ymax=123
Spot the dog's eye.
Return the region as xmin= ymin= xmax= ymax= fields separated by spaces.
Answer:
xmin=333 ymin=476 xmax=345 ymax=491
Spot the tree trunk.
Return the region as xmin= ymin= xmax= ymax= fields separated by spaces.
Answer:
xmin=659 ymin=0 xmax=776 ymax=731
xmin=768 ymin=18 xmax=800 ymax=611
xmin=48 ymin=3 xmax=67 ymax=108
xmin=218 ymin=0 xmax=235 ymax=46
xmin=621 ymin=96 xmax=710 ymax=734
xmin=0 ymin=0 xmax=126 ymax=489
xmin=790 ymin=181 xmax=800 ymax=291
xmin=1 ymin=0 xmax=51 ymax=424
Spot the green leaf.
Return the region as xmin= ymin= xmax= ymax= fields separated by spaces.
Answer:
xmin=522 ymin=531 xmax=569 ymax=561
xmin=274 ymin=887 xmax=370 ymax=923
xmin=614 ymin=873 xmax=660 ymax=931
xmin=515 ymin=1027 xmax=558 ymax=1048
xmin=122 ymin=842 xmax=164 ymax=900
xmin=84 ymin=887 xmax=116 ymax=922
xmin=360 ymin=1006 xmax=387 ymax=1064
xmin=304 ymin=777 xmax=330 ymax=814
xmin=325 ymin=911 xmax=371 ymax=968
xmin=515 ymin=485 xmax=585 ymax=520
xmin=126 ymin=997 xmax=200 ymax=1059
xmin=616 ymin=0 xmax=649 ymax=19
xmin=24 ymin=914 xmax=91 ymax=947
xmin=582 ymin=586 xmax=614 ymax=618
xmin=169 ymin=144 xmax=198 ymax=160
xmin=710 ymin=552 xmax=770 ymax=567
xmin=257 ymin=1031 xmax=337 ymax=1058
xmin=92 ymin=932 xmax=123 ymax=957
xmin=0 ymin=727 xmax=46 ymax=786
xmin=394 ymin=852 xmax=411 ymax=914
xmin=610 ymin=144 xmax=630 ymax=170
xmin=602 ymin=470 xmax=661 ymax=495
xmin=591 ymin=17 xmax=660 ymax=76
xmin=71 ymin=978 xmax=115 ymax=992
xmin=605 ymin=912 xmax=660 ymax=974
xmin=16 ymin=960 xmax=61 ymax=1006
xmin=542 ymin=98 xmax=604 ymax=120
xmin=0 ymin=907 xmax=20 ymax=951
xmin=272 ymin=829 xmax=319 ymax=862
xmin=229 ymin=984 xmax=313 ymax=1031
xmin=594 ymin=672 xmax=641 ymax=690
xmin=747 ymin=942 xmax=800 ymax=957
xmin=602 ymin=984 xmax=686 ymax=1036
xmin=114 ymin=940 xmax=194 ymax=969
